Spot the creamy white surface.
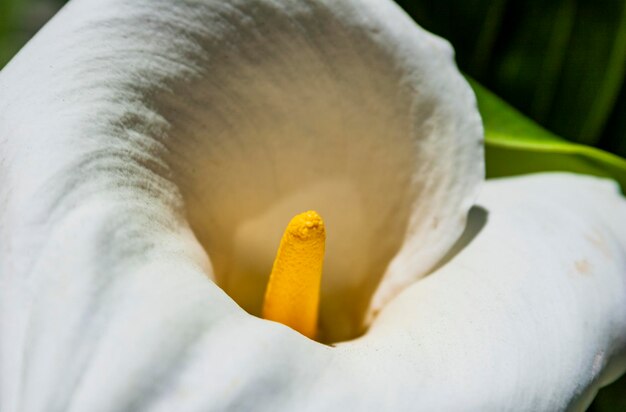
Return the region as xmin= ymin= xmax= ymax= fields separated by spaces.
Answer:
xmin=0 ymin=0 xmax=624 ymax=410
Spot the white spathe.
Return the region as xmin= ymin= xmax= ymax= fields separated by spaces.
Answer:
xmin=0 ymin=0 xmax=624 ymax=412
xmin=0 ymin=0 xmax=482 ymax=343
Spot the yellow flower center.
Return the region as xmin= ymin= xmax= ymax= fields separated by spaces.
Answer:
xmin=262 ymin=211 xmax=325 ymax=339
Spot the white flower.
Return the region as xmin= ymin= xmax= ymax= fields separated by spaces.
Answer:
xmin=0 ymin=0 xmax=624 ymax=411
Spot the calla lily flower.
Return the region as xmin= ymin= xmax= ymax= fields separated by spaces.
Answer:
xmin=1 ymin=0 xmax=625 ymax=411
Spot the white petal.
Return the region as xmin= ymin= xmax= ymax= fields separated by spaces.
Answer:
xmin=0 ymin=0 xmax=482 ymax=342
xmin=339 ymin=173 xmax=626 ymax=411
xmin=2 ymin=0 xmax=624 ymax=409
xmin=2 ymin=0 xmax=623 ymax=409
xmin=4 ymin=172 xmax=625 ymax=411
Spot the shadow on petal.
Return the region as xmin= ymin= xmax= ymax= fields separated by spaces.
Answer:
xmin=430 ymin=205 xmax=489 ymax=273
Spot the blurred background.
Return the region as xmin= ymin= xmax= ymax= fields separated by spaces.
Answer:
xmin=0 ymin=0 xmax=624 ymax=410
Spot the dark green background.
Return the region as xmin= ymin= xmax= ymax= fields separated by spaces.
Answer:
xmin=1 ymin=0 xmax=624 ymax=410
xmin=396 ymin=0 xmax=626 ymax=159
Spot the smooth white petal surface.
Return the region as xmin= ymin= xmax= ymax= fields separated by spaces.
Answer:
xmin=2 ymin=171 xmax=626 ymax=411
xmin=2 ymin=0 xmax=624 ymax=410
xmin=341 ymin=174 xmax=626 ymax=411
xmin=0 ymin=0 xmax=481 ymax=341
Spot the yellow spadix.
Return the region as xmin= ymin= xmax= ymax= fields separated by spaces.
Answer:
xmin=262 ymin=210 xmax=325 ymax=339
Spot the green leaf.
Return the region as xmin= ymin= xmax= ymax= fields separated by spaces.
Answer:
xmin=468 ymin=78 xmax=626 ymax=192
